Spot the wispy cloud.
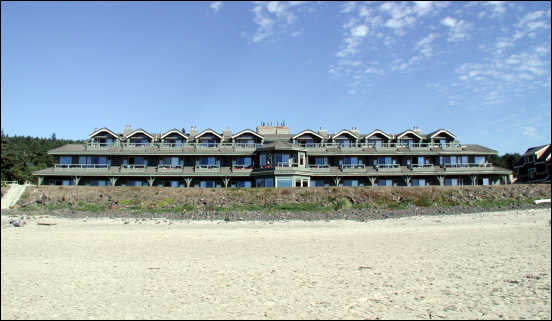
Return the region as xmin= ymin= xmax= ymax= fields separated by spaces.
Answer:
xmin=440 ymin=16 xmax=472 ymax=42
xmin=249 ymin=1 xmax=310 ymax=43
xmin=210 ymin=1 xmax=222 ymax=13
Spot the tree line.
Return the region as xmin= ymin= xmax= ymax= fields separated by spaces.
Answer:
xmin=1 ymin=129 xmax=82 ymax=183
xmin=1 ymin=128 xmax=523 ymax=184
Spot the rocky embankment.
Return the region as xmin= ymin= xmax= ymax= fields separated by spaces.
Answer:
xmin=1 ymin=184 xmax=549 ymax=221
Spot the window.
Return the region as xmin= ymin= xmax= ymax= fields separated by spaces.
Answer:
xmin=275 ymin=153 xmax=290 ymax=167
xmin=255 ymin=177 xmax=274 ymax=188
xmin=343 ymin=179 xmax=358 ymax=187
xmin=377 ymin=179 xmax=393 ymax=186
xmin=445 ymin=178 xmax=458 ymax=186
xmin=231 ymin=181 xmax=252 ymax=188
xmin=277 ymin=178 xmax=293 ymax=188
xmin=412 ymin=178 xmax=425 ymax=186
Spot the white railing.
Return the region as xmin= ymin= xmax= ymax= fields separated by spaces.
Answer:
xmin=375 ymin=163 xmax=400 ymax=169
xmin=409 ymin=163 xmax=434 ymax=169
xmin=340 ymin=164 xmax=365 ymax=169
xmin=157 ymin=164 xmax=183 ymax=169
xmin=309 ymin=164 xmax=330 ymax=168
xmin=121 ymin=164 xmax=146 ymax=169
xmin=55 ymin=164 xmax=109 ymax=169
xmin=231 ymin=164 xmax=254 ymax=169
xmin=123 ymin=143 xmax=154 ymax=149
xmin=86 ymin=143 xmax=114 ymax=149
xmin=276 ymin=162 xmax=291 ymax=167
xmin=442 ymin=163 xmax=492 ymax=168
xmin=233 ymin=143 xmax=261 ymax=149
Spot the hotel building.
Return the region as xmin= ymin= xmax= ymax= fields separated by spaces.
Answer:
xmin=33 ymin=125 xmax=512 ymax=188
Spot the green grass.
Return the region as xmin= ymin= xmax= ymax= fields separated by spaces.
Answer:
xmin=472 ymin=198 xmax=533 ymax=208
xmin=215 ymin=202 xmax=332 ymax=213
xmin=414 ymin=198 xmax=434 ymax=207
xmin=73 ymin=202 xmax=105 ymax=212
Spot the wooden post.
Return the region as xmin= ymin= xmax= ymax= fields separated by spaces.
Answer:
xmin=223 ymin=177 xmax=230 ymax=188
xmin=185 ymin=177 xmax=193 ymax=188
xmin=109 ymin=177 xmax=118 ymax=186
xmin=470 ymin=175 xmax=477 ymax=186
xmin=368 ymin=177 xmax=376 ymax=186
xmin=37 ymin=176 xmax=44 ymax=186
xmin=73 ymin=176 xmax=81 ymax=186
xmin=403 ymin=175 xmax=411 ymax=186
xmin=333 ymin=176 xmax=341 ymax=186
xmin=148 ymin=177 xmax=155 ymax=187
xmin=437 ymin=176 xmax=445 ymax=186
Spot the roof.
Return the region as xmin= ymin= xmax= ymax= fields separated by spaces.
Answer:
xmin=160 ymin=128 xmax=188 ymax=140
xmin=292 ymin=129 xmax=324 ymax=140
xmin=89 ymin=127 xmax=120 ymax=139
xmin=522 ymin=144 xmax=550 ymax=157
xmin=363 ymin=129 xmax=391 ymax=140
xmin=195 ymin=128 xmax=223 ymax=140
xmin=396 ymin=129 xmax=424 ymax=140
xmin=231 ymin=129 xmax=264 ymax=140
xmin=126 ymin=128 xmax=154 ymax=140
xmin=427 ymin=129 xmax=456 ymax=140
xmin=332 ymin=129 xmax=358 ymax=140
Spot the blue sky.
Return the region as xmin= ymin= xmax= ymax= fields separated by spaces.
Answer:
xmin=1 ymin=1 xmax=550 ymax=154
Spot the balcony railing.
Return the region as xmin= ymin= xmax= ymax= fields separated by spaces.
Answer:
xmin=54 ymin=164 xmax=109 ymax=170
xmin=375 ymin=164 xmax=400 ymax=171
xmin=157 ymin=165 xmax=184 ymax=172
xmin=443 ymin=163 xmax=493 ymax=169
xmin=195 ymin=165 xmax=220 ymax=172
xmin=120 ymin=164 xmax=147 ymax=172
xmin=86 ymin=143 xmax=114 ymax=150
xmin=409 ymin=164 xmax=435 ymax=171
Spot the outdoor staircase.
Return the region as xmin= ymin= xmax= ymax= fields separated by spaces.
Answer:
xmin=1 ymin=184 xmax=28 ymax=209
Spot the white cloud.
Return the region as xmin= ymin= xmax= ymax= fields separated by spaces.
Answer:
xmin=441 ymin=16 xmax=472 ymax=42
xmin=485 ymin=1 xmax=506 ymax=17
xmin=249 ymin=2 xmax=310 ymax=43
xmin=351 ymin=24 xmax=369 ymax=37
xmin=523 ymin=126 xmax=538 ymax=137
xmin=415 ymin=33 xmax=439 ymax=57
xmin=340 ymin=1 xmax=356 ymax=14
xmin=210 ymin=1 xmax=222 ymax=13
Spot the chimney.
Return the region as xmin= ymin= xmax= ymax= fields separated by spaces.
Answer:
xmin=318 ymin=127 xmax=327 ymax=138
xmin=190 ymin=125 xmax=198 ymax=138
xmin=413 ymin=126 xmax=422 ymax=135
xmin=123 ymin=124 xmax=132 ymax=137
xmin=351 ymin=126 xmax=360 ymax=137
xmin=223 ymin=127 xmax=232 ymax=139
xmin=181 ymin=128 xmax=186 ymax=134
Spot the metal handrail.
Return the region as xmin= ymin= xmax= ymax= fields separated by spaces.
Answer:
xmin=121 ymin=164 xmax=146 ymax=169
xmin=55 ymin=164 xmax=109 ymax=169
xmin=308 ymin=164 xmax=330 ymax=168
xmin=195 ymin=164 xmax=220 ymax=169
xmin=232 ymin=164 xmax=254 ymax=169
xmin=409 ymin=163 xmax=434 ymax=169
xmin=442 ymin=163 xmax=492 ymax=168
xmin=157 ymin=164 xmax=183 ymax=169
xmin=340 ymin=164 xmax=365 ymax=169
xmin=375 ymin=163 xmax=400 ymax=169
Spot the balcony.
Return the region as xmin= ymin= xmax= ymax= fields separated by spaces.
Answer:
xmin=340 ymin=164 xmax=366 ymax=172
xmin=443 ymin=163 xmax=493 ymax=171
xmin=157 ymin=165 xmax=184 ymax=173
xmin=409 ymin=164 xmax=435 ymax=171
xmin=375 ymin=164 xmax=401 ymax=172
xmin=85 ymin=143 xmax=115 ymax=150
xmin=308 ymin=164 xmax=330 ymax=172
xmin=121 ymin=143 xmax=155 ymax=150
xmin=396 ymin=143 xmax=431 ymax=151
xmin=54 ymin=164 xmax=109 ymax=171
xmin=231 ymin=164 xmax=254 ymax=174
xmin=120 ymin=164 xmax=147 ymax=172
xmin=194 ymin=165 xmax=221 ymax=173
xmin=232 ymin=143 xmax=261 ymax=151
xmin=158 ymin=143 xmax=187 ymax=151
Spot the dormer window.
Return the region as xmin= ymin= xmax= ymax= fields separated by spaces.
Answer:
xmin=365 ymin=130 xmax=391 ymax=147
xmin=332 ymin=130 xmax=358 ymax=147
xmin=396 ymin=130 xmax=423 ymax=147
xmin=126 ymin=129 xmax=153 ymax=146
xmin=195 ymin=129 xmax=222 ymax=147
xmin=429 ymin=130 xmax=456 ymax=146
xmin=161 ymin=129 xmax=187 ymax=146
xmin=232 ymin=130 xmax=264 ymax=147
xmin=89 ymin=128 xmax=118 ymax=146
xmin=292 ymin=130 xmax=323 ymax=147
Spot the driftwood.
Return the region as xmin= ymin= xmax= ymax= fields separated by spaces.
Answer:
xmin=37 ymin=222 xmax=57 ymax=226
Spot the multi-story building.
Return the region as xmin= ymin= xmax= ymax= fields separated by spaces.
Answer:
xmin=33 ymin=125 xmax=512 ymax=188
xmin=513 ymin=144 xmax=551 ymax=183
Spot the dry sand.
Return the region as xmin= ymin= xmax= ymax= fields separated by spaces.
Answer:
xmin=1 ymin=209 xmax=551 ymax=320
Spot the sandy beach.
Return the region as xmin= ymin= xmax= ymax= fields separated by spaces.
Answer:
xmin=1 ymin=209 xmax=551 ymax=320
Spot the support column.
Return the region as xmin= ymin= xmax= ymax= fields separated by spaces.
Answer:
xmin=109 ymin=177 xmax=118 ymax=186
xmin=437 ymin=176 xmax=444 ymax=186
xmin=185 ymin=177 xmax=193 ymax=188
xmin=368 ymin=177 xmax=376 ymax=186
xmin=333 ymin=176 xmax=341 ymax=186
xmin=403 ymin=175 xmax=411 ymax=187
xmin=148 ymin=176 xmax=155 ymax=187
xmin=37 ymin=176 xmax=44 ymax=186
xmin=223 ymin=177 xmax=230 ymax=188
xmin=470 ymin=175 xmax=477 ymax=186
xmin=73 ymin=176 xmax=81 ymax=186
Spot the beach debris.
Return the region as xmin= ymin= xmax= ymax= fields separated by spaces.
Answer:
xmin=37 ymin=222 xmax=57 ymax=226
xmin=9 ymin=219 xmax=25 ymax=227
xmin=534 ymin=199 xmax=551 ymax=204
xmin=358 ymin=266 xmax=372 ymax=270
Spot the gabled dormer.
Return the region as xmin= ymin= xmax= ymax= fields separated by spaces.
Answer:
xmin=125 ymin=128 xmax=154 ymax=145
xmin=364 ymin=129 xmax=391 ymax=146
xmin=396 ymin=129 xmax=423 ymax=146
xmin=231 ymin=129 xmax=264 ymax=144
xmin=428 ymin=129 xmax=456 ymax=145
xmin=292 ymin=129 xmax=324 ymax=146
xmin=89 ymin=127 xmax=119 ymax=145
xmin=332 ymin=129 xmax=358 ymax=146
xmin=160 ymin=128 xmax=188 ymax=145
xmin=194 ymin=128 xmax=222 ymax=145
